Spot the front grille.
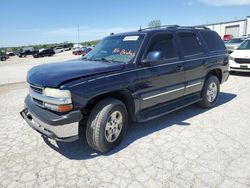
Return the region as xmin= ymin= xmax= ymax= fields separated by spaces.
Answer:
xmin=32 ymin=98 xmax=44 ymax=108
xmin=30 ymin=85 xmax=43 ymax=94
xmin=235 ymin=58 xmax=250 ymax=64
xmin=231 ymin=67 xmax=250 ymax=70
xmin=29 ymin=84 xmax=44 ymax=108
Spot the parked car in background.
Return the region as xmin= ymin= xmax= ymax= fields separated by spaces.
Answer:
xmin=73 ymin=47 xmax=92 ymax=55
xmin=229 ymin=38 xmax=250 ymax=72
xmin=82 ymin=47 xmax=92 ymax=56
xmin=19 ymin=50 xmax=39 ymax=58
xmin=53 ymin=47 xmax=64 ymax=53
xmin=19 ymin=47 xmax=35 ymax=58
xmin=63 ymin=45 xmax=72 ymax=51
xmin=21 ymin=26 xmax=229 ymax=152
xmin=38 ymin=48 xmax=46 ymax=52
xmin=0 ymin=52 xmax=9 ymax=61
xmin=33 ymin=49 xmax=55 ymax=58
xmin=72 ymin=47 xmax=82 ymax=55
xmin=226 ymin=38 xmax=246 ymax=53
xmin=6 ymin=52 xmax=16 ymax=56
xmin=223 ymin=34 xmax=233 ymax=41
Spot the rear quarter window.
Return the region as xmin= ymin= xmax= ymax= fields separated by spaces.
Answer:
xmin=200 ymin=31 xmax=226 ymax=52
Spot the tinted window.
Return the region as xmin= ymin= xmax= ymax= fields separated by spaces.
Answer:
xmin=228 ymin=38 xmax=244 ymax=44
xmin=200 ymin=31 xmax=226 ymax=52
xmin=148 ymin=34 xmax=178 ymax=60
xmin=178 ymin=32 xmax=204 ymax=56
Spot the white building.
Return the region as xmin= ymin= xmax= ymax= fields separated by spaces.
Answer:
xmin=202 ymin=16 xmax=250 ymax=38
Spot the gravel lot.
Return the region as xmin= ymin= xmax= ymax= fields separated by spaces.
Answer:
xmin=0 ymin=57 xmax=250 ymax=187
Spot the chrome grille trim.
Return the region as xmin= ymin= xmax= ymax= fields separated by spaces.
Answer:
xmin=30 ymin=84 xmax=44 ymax=94
xmin=32 ymin=98 xmax=44 ymax=108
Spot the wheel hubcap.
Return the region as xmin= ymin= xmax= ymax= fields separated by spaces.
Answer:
xmin=206 ymin=82 xmax=218 ymax=102
xmin=105 ymin=111 xmax=123 ymax=143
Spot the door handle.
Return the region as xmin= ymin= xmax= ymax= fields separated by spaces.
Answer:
xmin=176 ymin=65 xmax=184 ymax=71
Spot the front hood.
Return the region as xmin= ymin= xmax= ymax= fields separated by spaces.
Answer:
xmin=27 ymin=59 xmax=125 ymax=87
xmin=231 ymin=50 xmax=250 ymax=58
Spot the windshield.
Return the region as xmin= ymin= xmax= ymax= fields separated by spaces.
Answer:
xmin=83 ymin=34 xmax=145 ymax=63
xmin=228 ymin=38 xmax=244 ymax=44
xmin=238 ymin=40 xmax=250 ymax=50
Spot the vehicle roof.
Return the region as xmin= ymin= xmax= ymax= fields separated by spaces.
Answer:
xmin=111 ymin=25 xmax=213 ymax=36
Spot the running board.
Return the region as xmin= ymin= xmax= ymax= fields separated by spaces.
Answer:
xmin=137 ymin=93 xmax=202 ymax=122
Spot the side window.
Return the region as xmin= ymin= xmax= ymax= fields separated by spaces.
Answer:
xmin=178 ymin=32 xmax=204 ymax=56
xmin=147 ymin=34 xmax=178 ymax=60
xmin=200 ymin=31 xmax=226 ymax=52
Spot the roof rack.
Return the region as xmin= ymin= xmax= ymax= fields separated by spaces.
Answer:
xmin=138 ymin=25 xmax=180 ymax=31
xmin=181 ymin=26 xmax=211 ymax=30
xmin=138 ymin=25 xmax=210 ymax=32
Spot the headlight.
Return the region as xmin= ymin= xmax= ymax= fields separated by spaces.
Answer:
xmin=43 ymin=88 xmax=73 ymax=112
xmin=229 ymin=56 xmax=234 ymax=61
xmin=44 ymin=88 xmax=71 ymax=98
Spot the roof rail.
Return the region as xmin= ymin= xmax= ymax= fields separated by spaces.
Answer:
xmin=138 ymin=25 xmax=210 ymax=32
xmin=138 ymin=25 xmax=180 ymax=31
xmin=180 ymin=26 xmax=210 ymax=30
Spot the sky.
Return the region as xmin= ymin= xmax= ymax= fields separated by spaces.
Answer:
xmin=0 ymin=0 xmax=250 ymax=47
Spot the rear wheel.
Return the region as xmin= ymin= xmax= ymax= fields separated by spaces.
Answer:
xmin=1 ymin=57 xmax=6 ymax=61
xmin=198 ymin=75 xmax=220 ymax=108
xmin=86 ymin=98 xmax=128 ymax=152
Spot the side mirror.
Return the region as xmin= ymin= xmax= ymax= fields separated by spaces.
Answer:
xmin=143 ymin=51 xmax=163 ymax=65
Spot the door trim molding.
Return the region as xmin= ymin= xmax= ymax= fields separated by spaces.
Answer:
xmin=142 ymin=87 xmax=185 ymax=101
xmin=142 ymin=81 xmax=202 ymax=101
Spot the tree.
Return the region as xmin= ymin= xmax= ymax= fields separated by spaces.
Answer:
xmin=148 ymin=20 xmax=162 ymax=28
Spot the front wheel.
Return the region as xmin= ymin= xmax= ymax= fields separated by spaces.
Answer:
xmin=86 ymin=98 xmax=128 ymax=152
xmin=198 ymin=75 xmax=220 ymax=108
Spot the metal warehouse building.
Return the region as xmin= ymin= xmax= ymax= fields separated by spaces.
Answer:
xmin=202 ymin=16 xmax=250 ymax=38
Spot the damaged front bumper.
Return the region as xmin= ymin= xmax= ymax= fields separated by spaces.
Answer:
xmin=20 ymin=95 xmax=82 ymax=142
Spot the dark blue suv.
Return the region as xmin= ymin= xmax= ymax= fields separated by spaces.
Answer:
xmin=20 ymin=26 xmax=229 ymax=152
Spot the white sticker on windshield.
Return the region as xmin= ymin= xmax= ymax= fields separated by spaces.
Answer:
xmin=123 ymin=36 xmax=139 ymax=41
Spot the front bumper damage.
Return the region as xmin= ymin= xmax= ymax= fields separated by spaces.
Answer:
xmin=20 ymin=95 xmax=82 ymax=142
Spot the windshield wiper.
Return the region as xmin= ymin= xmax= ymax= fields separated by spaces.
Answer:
xmin=83 ymin=57 xmax=123 ymax=63
xmin=91 ymin=57 xmax=114 ymax=63
xmin=100 ymin=57 xmax=114 ymax=63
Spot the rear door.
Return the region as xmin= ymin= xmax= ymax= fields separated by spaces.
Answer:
xmin=176 ymin=31 xmax=207 ymax=95
xmin=139 ymin=32 xmax=185 ymax=109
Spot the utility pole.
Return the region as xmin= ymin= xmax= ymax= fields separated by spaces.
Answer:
xmin=77 ymin=24 xmax=80 ymax=48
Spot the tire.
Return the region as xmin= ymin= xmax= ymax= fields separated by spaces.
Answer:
xmin=86 ymin=98 xmax=128 ymax=152
xmin=1 ymin=57 xmax=6 ymax=61
xmin=198 ymin=75 xmax=220 ymax=108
